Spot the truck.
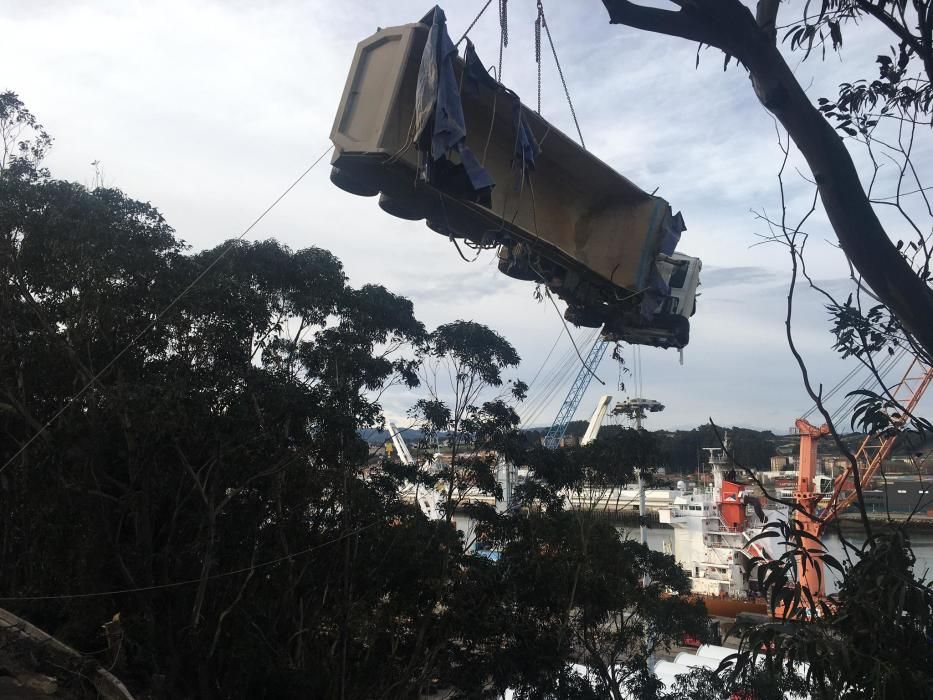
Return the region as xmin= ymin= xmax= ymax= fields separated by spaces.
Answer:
xmin=329 ymin=8 xmax=700 ymax=349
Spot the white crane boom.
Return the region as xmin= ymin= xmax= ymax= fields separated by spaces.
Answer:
xmin=581 ymin=395 xmax=613 ymax=446
xmin=386 ymin=420 xmax=415 ymax=465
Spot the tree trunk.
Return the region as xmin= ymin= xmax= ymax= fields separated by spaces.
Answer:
xmin=602 ymin=0 xmax=933 ymax=360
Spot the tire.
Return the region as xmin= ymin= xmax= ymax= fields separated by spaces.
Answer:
xmin=378 ymin=193 xmax=425 ymax=221
xmin=564 ymin=305 xmax=605 ymax=329
xmin=497 ymin=245 xmax=539 ymax=281
xmin=426 ymin=218 xmax=459 ymax=238
xmin=329 ymin=167 xmax=379 ymax=197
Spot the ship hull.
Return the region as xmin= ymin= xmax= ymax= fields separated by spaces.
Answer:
xmin=694 ymin=594 xmax=768 ymax=618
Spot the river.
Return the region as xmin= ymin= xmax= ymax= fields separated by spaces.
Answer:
xmin=453 ymin=513 xmax=933 ymax=594
xmin=618 ymin=523 xmax=933 ymax=594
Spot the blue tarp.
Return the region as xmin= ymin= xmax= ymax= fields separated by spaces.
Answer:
xmin=414 ymin=7 xmax=494 ymax=198
xmin=414 ymin=7 xmax=539 ymax=200
xmin=462 ymin=40 xmax=540 ymax=176
xmin=640 ymin=210 xmax=686 ymax=319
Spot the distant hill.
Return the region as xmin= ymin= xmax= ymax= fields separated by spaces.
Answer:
xmin=365 ymin=422 xmax=932 ymax=470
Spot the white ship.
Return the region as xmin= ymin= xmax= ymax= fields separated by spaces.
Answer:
xmin=660 ymin=435 xmax=786 ymax=600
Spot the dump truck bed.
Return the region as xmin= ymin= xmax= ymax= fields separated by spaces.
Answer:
xmin=329 ymin=18 xmax=675 ymax=294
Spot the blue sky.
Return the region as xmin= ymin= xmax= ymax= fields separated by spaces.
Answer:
xmin=4 ymin=0 xmax=930 ymax=431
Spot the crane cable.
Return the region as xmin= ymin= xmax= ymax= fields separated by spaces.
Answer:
xmin=523 ymin=326 xmax=565 ymax=394
xmin=519 ymin=329 xmax=589 ymax=427
xmin=520 ymin=326 xmax=599 ymax=428
xmin=799 ymin=346 xmax=906 ymax=424
xmin=524 ymin=339 xmax=596 ymax=427
xmin=455 ymin=0 xmax=496 ymax=47
xmin=519 ymin=328 xmax=583 ymax=425
xmin=828 ymin=348 xmax=907 ymax=427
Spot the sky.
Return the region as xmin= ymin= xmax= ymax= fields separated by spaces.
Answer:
xmin=3 ymin=0 xmax=930 ymax=432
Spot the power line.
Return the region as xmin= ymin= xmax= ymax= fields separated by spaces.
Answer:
xmin=524 ymin=326 xmax=565 ymax=392
xmin=0 ymin=519 xmax=380 ymax=602
xmin=0 ymin=144 xmax=334 ymax=477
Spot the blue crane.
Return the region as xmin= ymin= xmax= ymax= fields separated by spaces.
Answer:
xmin=543 ymin=336 xmax=610 ymax=449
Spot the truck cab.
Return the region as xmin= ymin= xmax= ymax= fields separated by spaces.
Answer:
xmin=603 ymin=253 xmax=701 ymax=349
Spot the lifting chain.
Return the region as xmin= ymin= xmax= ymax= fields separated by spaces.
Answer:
xmin=498 ymin=0 xmax=509 ymax=81
xmin=535 ymin=1 xmax=543 ymax=114
xmin=499 ymin=0 xmax=509 ymax=47
xmin=538 ymin=1 xmax=585 ymax=149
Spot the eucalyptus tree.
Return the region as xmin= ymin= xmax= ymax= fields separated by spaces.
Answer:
xmin=0 ymin=94 xmax=713 ymax=700
xmin=595 ymin=4 xmax=933 ymax=696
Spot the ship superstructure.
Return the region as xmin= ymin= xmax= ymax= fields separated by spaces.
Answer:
xmin=660 ymin=434 xmax=786 ymax=599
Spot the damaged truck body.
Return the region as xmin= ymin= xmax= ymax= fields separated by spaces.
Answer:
xmin=329 ymin=7 xmax=701 ymax=349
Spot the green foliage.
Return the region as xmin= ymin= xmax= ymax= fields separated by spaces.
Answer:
xmin=0 ymin=91 xmax=52 ymax=176
xmin=480 ymin=499 xmax=710 ymax=699
xmin=734 ymin=522 xmax=933 ymax=699
xmin=559 ymin=422 xmax=778 ymax=473
xmin=0 ymin=103 xmax=708 ymax=699
xmin=426 ymin=320 xmax=519 ymax=387
xmin=667 ymin=664 xmax=808 ymax=700
xmin=784 ymin=1 xmax=933 ymax=128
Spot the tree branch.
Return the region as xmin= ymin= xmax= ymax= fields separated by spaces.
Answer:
xmin=602 ymin=1 xmax=712 ymax=44
xmin=602 ymin=0 xmax=933 ymax=362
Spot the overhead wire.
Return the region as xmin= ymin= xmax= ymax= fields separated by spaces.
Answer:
xmin=521 ymin=358 xmax=580 ymax=428
xmin=798 ymin=346 xmax=906 ymax=424
xmin=828 ymin=348 xmax=907 ymax=427
xmin=519 ymin=336 xmax=576 ymax=425
xmin=518 ymin=334 xmax=579 ymax=426
xmin=801 ymin=349 xmax=898 ymax=420
xmin=520 ymin=326 xmax=600 ymax=428
xmin=519 ymin=336 xmax=580 ymax=426
xmin=523 ymin=326 xmax=565 ymax=393
xmin=544 ymin=291 xmax=605 ymax=385
xmin=0 ymin=519 xmax=381 ymax=602
xmin=0 ymin=144 xmax=335 ymax=477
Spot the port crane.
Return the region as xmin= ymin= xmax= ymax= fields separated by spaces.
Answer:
xmin=791 ymin=356 xmax=933 ymax=599
xmin=543 ymin=337 xmax=610 ymax=448
xmin=581 ymin=394 xmax=614 ymax=446
xmin=386 ymin=420 xmax=415 ymax=466
xmin=385 ymin=420 xmax=446 ymax=519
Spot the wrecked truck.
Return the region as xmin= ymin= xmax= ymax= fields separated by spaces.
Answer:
xmin=328 ymin=7 xmax=700 ymax=349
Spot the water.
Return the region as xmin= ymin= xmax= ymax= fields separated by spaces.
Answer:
xmin=618 ymin=524 xmax=933 ymax=594
xmin=454 ymin=515 xmax=933 ymax=595
xmin=822 ymin=525 xmax=933 ymax=591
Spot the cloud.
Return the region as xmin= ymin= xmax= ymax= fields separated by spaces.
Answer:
xmin=4 ymin=0 xmax=909 ymax=432
xmin=700 ymin=265 xmax=786 ymax=289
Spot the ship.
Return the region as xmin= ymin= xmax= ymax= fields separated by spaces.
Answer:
xmin=659 ymin=435 xmax=786 ymax=615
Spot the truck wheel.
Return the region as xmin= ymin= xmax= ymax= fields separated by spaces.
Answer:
xmin=497 ymin=246 xmax=539 ymax=281
xmin=329 ymin=167 xmax=379 ymax=197
xmin=564 ymin=305 xmax=605 ymax=329
xmin=378 ymin=193 xmax=425 ymax=221
xmin=426 ymin=219 xmax=460 ymax=238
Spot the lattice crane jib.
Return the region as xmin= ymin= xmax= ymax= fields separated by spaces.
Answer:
xmin=543 ymin=337 xmax=610 ymax=449
xmin=822 ymin=357 xmax=933 ymax=524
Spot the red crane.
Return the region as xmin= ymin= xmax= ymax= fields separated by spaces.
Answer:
xmin=792 ymin=356 xmax=932 ymax=598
